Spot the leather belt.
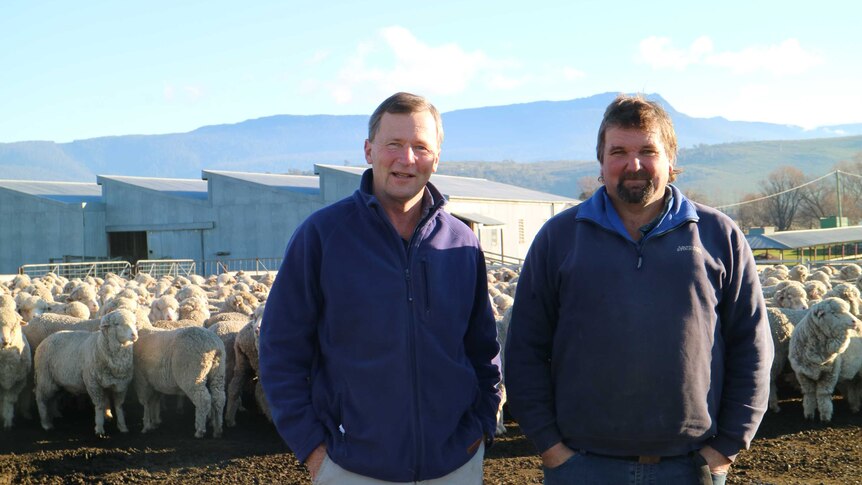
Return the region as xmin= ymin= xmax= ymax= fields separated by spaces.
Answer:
xmin=580 ymin=450 xmax=676 ymax=464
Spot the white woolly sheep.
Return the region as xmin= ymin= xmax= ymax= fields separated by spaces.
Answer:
xmin=788 ymin=297 xmax=862 ymax=422
xmin=766 ymin=307 xmax=795 ymax=413
xmin=761 ymin=265 xmax=789 ymax=282
xmin=0 ymin=295 xmax=15 ymax=312
xmin=14 ymin=294 xmax=49 ymax=322
xmin=220 ymin=292 xmax=259 ymax=316
xmin=761 ymin=276 xmax=782 ymax=287
xmin=34 ymin=309 xmax=138 ymax=436
xmin=808 ymin=271 xmax=833 ymax=289
xmin=788 ymin=264 xmax=810 ymax=282
xmin=179 ymin=297 xmax=211 ymax=325
xmin=493 ymin=306 xmax=512 ymax=436
xmin=208 ymin=318 xmax=248 ymax=421
xmin=493 ymin=293 xmax=514 ymax=315
xmin=204 ymin=312 xmax=250 ymax=328
xmin=840 ymin=264 xmax=862 ymax=281
xmin=68 ymin=284 xmax=100 ymax=315
xmin=45 ymin=301 xmax=91 ymax=320
xmin=825 ymin=283 xmax=862 ymax=316
xmin=0 ymin=308 xmax=31 ymax=429
xmin=133 ymin=325 xmax=226 ymax=438
xmin=804 ymin=280 xmax=829 ymax=303
xmin=773 ymin=281 xmax=809 ymax=310
xmin=226 ymin=305 xmax=271 ymax=426
xmin=150 ymin=295 xmax=179 ymax=323
xmin=176 ymin=285 xmax=208 ymax=304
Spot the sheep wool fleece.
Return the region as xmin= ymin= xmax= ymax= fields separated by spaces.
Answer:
xmin=259 ymin=169 xmax=502 ymax=483
xmin=505 ymin=184 xmax=772 ymax=460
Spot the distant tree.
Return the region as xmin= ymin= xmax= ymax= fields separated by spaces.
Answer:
xmin=835 ymin=157 xmax=862 ymax=223
xmin=735 ymin=193 xmax=768 ymax=232
xmin=797 ymin=177 xmax=836 ymax=228
xmin=683 ymin=189 xmax=711 ymax=206
xmin=576 ymin=176 xmax=601 ymax=200
xmin=759 ymin=166 xmax=807 ymax=231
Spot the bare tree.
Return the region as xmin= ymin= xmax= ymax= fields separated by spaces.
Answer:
xmin=734 ymin=193 xmax=768 ymax=232
xmin=759 ymin=166 xmax=808 ymax=231
xmin=797 ymin=177 xmax=836 ymax=229
xmin=576 ymin=176 xmax=601 ymax=200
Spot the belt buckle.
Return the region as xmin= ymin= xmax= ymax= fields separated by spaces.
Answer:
xmin=638 ymin=455 xmax=661 ymax=464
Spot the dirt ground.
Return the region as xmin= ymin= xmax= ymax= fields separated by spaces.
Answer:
xmin=1 ymin=392 xmax=860 ymax=485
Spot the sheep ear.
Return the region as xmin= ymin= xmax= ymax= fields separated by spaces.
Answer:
xmin=814 ymin=308 xmax=826 ymax=319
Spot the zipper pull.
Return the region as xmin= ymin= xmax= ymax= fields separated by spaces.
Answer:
xmin=637 ymin=255 xmax=642 ymax=269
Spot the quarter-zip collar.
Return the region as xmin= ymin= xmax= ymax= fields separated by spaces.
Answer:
xmin=576 ymin=184 xmax=699 ymax=242
xmin=357 ymin=168 xmax=447 ymax=237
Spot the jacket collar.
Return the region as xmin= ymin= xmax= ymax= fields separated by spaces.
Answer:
xmin=576 ymin=184 xmax=699 ymax=242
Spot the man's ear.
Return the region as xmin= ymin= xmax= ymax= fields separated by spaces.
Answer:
xmin=364 ymin=139 xmax=373 ymax=165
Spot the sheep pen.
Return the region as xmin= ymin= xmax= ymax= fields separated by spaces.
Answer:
xmin=0 ymin=393 xmax=859 ymax=484
xmin=1 ymin=264 xmax=861 ymax=483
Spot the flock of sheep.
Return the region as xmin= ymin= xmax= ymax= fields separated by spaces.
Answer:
xmin=0 ymin=270 xmax=271 ymax=438
xmin=763 ymin=263 xmax=862 ymax=423
xmin=2 ymin=259 xmax=855 ymax=442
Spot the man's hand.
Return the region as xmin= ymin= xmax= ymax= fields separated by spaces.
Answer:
xmin=305 ymin=444 xmax=327 ymax=481
xmin=698 ymin=445 xmax=732 ymax=474
xmin=541 ymin=442 xmax=576 ymax=469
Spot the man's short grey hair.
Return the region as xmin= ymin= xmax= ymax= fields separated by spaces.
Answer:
xmin=368 ymin=92 xmax=444 ymax=148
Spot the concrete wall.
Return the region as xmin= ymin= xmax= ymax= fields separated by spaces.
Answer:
xmin=447 ymin=199 xmax=571 ymax=260
xmin=319 ymin=166 xmax=364 ymax=204
xmin=0 ymin=190 xmax=107 ymax=273
xmin=204 ymin=173 xmax=326 ymax=260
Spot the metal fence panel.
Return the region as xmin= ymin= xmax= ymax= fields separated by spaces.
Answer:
xmin=19 ymin=261 xmax=133 ymax=279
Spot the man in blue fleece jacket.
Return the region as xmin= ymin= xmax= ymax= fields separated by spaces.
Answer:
xmin=505 ymin=94 xmax=772 ymax=485
xmin=258 ymin=92 xmax=501 ymax=484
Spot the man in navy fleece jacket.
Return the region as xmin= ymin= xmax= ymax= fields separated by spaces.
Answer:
xmin=259 ymin=92 xmax=501 ymax=485
xmin=505 ymin=94 xmax=772 ymax=485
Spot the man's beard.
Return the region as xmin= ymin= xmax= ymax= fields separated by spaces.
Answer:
xmin=616 ymin=171 xmax=655 ymax=204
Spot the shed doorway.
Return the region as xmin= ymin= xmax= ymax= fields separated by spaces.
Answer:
xmin=109 ymin=231 xmax=148 ymax=264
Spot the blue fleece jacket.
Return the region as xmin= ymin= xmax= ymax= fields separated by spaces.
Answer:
xmin=259 ymin=169 xmax=501 ymax=482
xmin=505 ymin=185 xmax=772 ymax=460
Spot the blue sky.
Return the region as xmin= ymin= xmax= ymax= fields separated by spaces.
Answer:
xmin=1 ymin=0 xmax=859 ymax=143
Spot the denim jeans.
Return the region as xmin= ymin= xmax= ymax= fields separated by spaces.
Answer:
xmin=543 ymin=451 xmax=727 ymax=485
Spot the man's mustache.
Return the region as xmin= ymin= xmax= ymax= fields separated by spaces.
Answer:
xmin=619 ymin=171 xmax=652 ymax=181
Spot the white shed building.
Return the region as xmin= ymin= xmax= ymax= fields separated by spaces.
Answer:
xmin=3 ymin=167 xmax=576 ymax=274
xmin=0 ymin=180 xmax=106 ymax=274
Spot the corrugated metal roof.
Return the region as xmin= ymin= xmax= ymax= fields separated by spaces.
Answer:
xmin=451 ymin=212 xmax=506 ymax=226
xmin=746 ymin=225 xmax=862 ymax=250
xmin=203 ymin=170 xmax=320 ymax=195
xmin=97 ymin=175 xmax=208 ymax=200
xmin=0 ymin=180 xmax=102 ymax=204
xmin=317 ymin=165 xmax=577 ymax=203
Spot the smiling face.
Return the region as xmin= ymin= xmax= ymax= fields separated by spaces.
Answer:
xmin=600 ymin=126 xmax=673 ymax=208
xmin=364 ymin=110 xmax=440 ymax=213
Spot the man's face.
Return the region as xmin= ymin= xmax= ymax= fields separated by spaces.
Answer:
xmin=364 ymin=111 xmax=440 ymax=211
xmin=600 ymin=126 xmax=672 ymax=207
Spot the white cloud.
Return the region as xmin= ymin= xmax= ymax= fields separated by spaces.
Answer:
xmin=705 ymin=39 xmax=822 ymax=76
xmin=325 ymin=26 xmax=563 ymax=105
xmin=306 ymin=49 xmax=331 ymax=65
xmin=637 ymin=36 xmax=822 ymax=76
xmin=162 ymin=83 xmax=205 ymax=103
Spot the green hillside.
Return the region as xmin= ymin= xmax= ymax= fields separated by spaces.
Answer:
xmin=438 ymin=135 xmax=862 ymax=205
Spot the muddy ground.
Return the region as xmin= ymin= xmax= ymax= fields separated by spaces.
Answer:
xmin=1 ymin=393 xmax=860 ymax=485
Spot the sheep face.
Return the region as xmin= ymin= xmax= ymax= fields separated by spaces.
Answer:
xmin=0 ymin=311 xmax=24 ymax=349
xmin=101 ymin=310 xmax=139 ymax=347
xmin=808 ymin=298 xmax=861 ymax=343
xmin=775 ymin=284 xmax=809 ymax=310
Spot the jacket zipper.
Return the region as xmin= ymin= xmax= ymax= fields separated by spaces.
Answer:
xmin=404 ymin=215 xmax=434 ymax=480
